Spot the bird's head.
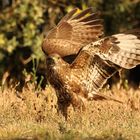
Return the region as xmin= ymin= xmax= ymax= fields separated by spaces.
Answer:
xmin=46 ymin=53 xmax=60 ymax=65
xmin=46 ymin=53 xmax=68 ymax=72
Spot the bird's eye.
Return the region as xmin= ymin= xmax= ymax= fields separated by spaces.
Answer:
xmin=43 ymin=33 xmax=47 ymax=38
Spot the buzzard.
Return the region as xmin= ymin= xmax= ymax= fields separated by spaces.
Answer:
xmin=42 ymin=8 xmax=140 ymax=117
xmin=46 ymin=30 xmax=140 ymax=116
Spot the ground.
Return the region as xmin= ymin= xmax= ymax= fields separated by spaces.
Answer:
xmin=0 ymin=82 xmax=140 ymax=140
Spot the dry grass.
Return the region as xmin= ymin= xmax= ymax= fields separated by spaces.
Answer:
xmin=0 ymin=82 xmax=140 ymax=140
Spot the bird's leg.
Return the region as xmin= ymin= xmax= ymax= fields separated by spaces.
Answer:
xmin=69 ymin=91 xmax=86 ymax=111
xmin=56 ymin=91 xmax=85 ymax=119
xmin=55 ymin=91 xmax=71 ymax=119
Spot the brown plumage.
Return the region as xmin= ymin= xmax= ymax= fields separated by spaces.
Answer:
xmin=46 ymin=30 xmax=140 ymax=117
xmin=42 ymin=8 xmax=140 ymax=117
xmin=42 ymin=8 xmax=104 ymax=58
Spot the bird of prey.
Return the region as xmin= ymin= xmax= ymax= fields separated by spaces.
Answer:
xmin=46 ymin=30 xmax=140 ymax=116
xmin=42 ymin=8 xmax=140 ymax=117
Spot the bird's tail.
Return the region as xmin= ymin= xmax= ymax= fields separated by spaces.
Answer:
xmin=89 ymin=93 xmax=123 ymax=104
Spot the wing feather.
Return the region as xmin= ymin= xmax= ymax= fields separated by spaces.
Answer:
xmin=58 ymin=8 xmax=78 ymax=23
xmin=79 ymin=12 xmax=100 ymax=22
xmin=82 ymin=29 xmax=140 ymax=69
xmin=72 ymin=53 xmax=120 ymax=99
xmin=42 ymin=8 xmax=104 ymax=57
xmin=71 ymin=7 xmax=93 ymax=20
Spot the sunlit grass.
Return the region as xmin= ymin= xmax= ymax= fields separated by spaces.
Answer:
xmin=0 ymin=82 xmax=140 ymax=140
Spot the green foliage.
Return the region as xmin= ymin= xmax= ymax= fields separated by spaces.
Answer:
xmin=0 ymin=0 xmax=46 ymax=84
xmin=0 ymin=0 xmax=44 ymax=55
xmin=0 ymin=0 xmax=139 ymax=86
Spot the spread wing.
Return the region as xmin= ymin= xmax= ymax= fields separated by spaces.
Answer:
xmin=82 ymin=29 xmax=140 ymax=69
xmin=71 ymin=52 xmax=121 ymax=100
xmin=71 ymin=29 xmax=140 ymax=99
xmin=42 ymin=8 xmax=104 ymax=57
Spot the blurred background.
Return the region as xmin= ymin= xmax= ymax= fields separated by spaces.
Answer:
xmin=0 ymin=0 xmax=140 ymax=90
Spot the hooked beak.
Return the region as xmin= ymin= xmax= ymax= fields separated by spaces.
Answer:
xmin=46 ymin=56 xmax=55 ymax=66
